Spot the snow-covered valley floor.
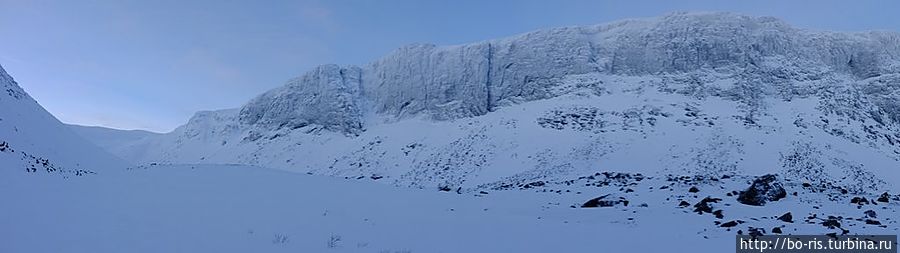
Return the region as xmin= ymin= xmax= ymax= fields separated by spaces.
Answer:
xmin=3 ymin=162 xmax=897 ymax=252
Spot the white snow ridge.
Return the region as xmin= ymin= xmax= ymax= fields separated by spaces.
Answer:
xmin=5 ymin=12 xmax=900 ymax=253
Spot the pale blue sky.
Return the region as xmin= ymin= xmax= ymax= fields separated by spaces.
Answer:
xmin=1 ymin=0 xmax=898 ymax=133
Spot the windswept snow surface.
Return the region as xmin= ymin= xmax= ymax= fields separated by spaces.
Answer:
xmin=0 ymin=164 xmax=721 ymax=252
xmin=4 ymin=163 xmax=898 ymax=252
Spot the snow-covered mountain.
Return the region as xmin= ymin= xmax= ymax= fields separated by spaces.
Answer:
xmin=0 ymin=64 xmax=128 ymax=176
xmin=5 ymin=12 xmax=900 ymax=252
xmin=84 ymin=12 xmax=900 ymax=194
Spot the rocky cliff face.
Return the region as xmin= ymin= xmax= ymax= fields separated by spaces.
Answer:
xmin=239 ymin=65 xmax=364 ymax=135
xmin=77 ymin=12 xmax=900 ymax=193
xmin=234 ymin=12 xmax=899 ymax=136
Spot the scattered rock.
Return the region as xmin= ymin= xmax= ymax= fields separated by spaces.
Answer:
xmin=737 ymin=174 xmax=786 ymax=206
xmin=772 ymin=227 xmax=782 ymax=234
xmin=865 ymin=219 xmax=881 ymax=225
xmin=581 ymin=194 xmax=629 ymax=208
xmin=713 ymin=210 xmax=724 ymax=219
xmin=850 ymin=197 xmax=870 ymax=205
xmin=748 ymin=227 xmax=765 ymax=237
xmin=721 ymin=220 xmax=743 ymax=228
xmin=777 ymin=212 xmax=793 ymax=223
xmin=877 ymin=192 xmax=890 ymax=203
xmin=864 ymin=210 xmax=877 ymax=219
xmin=822 ymin=218 xmax=841 ymax=229
xmin=693 ymin=197 xmax=722 ymax=214
xmin=688 ymin=186 xmax=700 ymax=193
xmin=678 ymin=201 xmax=691 ymax=207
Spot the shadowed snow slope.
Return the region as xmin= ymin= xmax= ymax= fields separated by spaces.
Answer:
xmin=0 ymin=64 xmax=128 ymax=175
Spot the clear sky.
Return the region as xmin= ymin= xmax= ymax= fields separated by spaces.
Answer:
xmin=1 ymin=0 xmax=898 ymax=133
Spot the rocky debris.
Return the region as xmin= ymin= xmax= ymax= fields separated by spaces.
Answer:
xmin=0 ymin=141 xmax=10 ymax=152
xmin=693 ymin=197 xmax=722 ymax=214
xmin=521 ymin=181 xmax=545 ymax=189
xmin=720 ymin=220 xmax=744 ymax=228
xmin=877 ymin=192 xmax=890 ymax=203
xmin=678 ymin=201 xmax=691 ymax=207
xmin=737 ymin=174 xmax=786 ymax=206
xmin=772 ymin=227 xmax=783 ymax=234
xmin=864 ymin=210 xmax=877 ymax=219
xmin=581 ymin=194 xmax=629 ymax=208
xmin=688 ymin=186 xmax=700 ymax=193
xmin=850 ymin=197 xmax=870 ymax=205
xmin=747 ymin=227 xmax=765 ymax=237
xmin=865 ymin=219 xmax=882 ymax=225
xmin=713 ymin=210 xmax=724 ymax=219
xmin=805 ymin=214 xmax=818 ymax=224
xmin=777 ymin=212 xmax=793 ymax=223
xmin=822 ymin=217 xmax=842 ymax=229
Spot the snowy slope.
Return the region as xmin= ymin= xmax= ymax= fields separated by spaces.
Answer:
xmin=67 ymin=13 xmax=900 ymax=239
xmin=0 ymin=64 xmax=128 ymax=176
xmin=81 ymin=12 xmax=900 ymax=193
xmin=68 ymin=124 xmax=162 ymax=162
xmin=3 ymin=163 xmax=897 ymax=252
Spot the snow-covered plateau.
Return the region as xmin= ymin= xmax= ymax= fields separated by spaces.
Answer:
xmin=4 ymin=12 xmax=900 ymax=252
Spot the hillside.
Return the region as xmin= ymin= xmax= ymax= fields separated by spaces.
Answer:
xmin=80 ymin=12 xmax=900 ymax=193
xmin=0 ymin=64 xmax=128 ymax=176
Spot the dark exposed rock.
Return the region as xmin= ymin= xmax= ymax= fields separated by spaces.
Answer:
xmin=864 ymin=210 xmax=877 ymax=218
xmin=865 ymin=219 xmax=881 ymax=225
xmin=877 ymin=192 xmax=890 ymax=203
xmin=688 ymin=186 xmax=700 ymax=193
xmin=822 ymin=218 xmax=841 ymax=229
xmin=713 ymin=210 xmax=724 ymax=219
xmin=678 ymin=201 xmax=691 ymax=207
xmin=737 ymin=174 xmax=786 ymax=206
xmin=693 ymin=197 xmax=722 ymax=214
xmin=850 ymin=197 xmax=869 ymax=205
xmin=581 ymin=194 xmax=628 ymax=208
xmin=777 ymin=212 xmax=793 ymax=223
xmin=748 ymin=227 xmax=765 ymax=237
xmin=721 ymin=220 xmax=743 ymax=228
xmin=772 ymin=227 xmax=782 ymax=234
